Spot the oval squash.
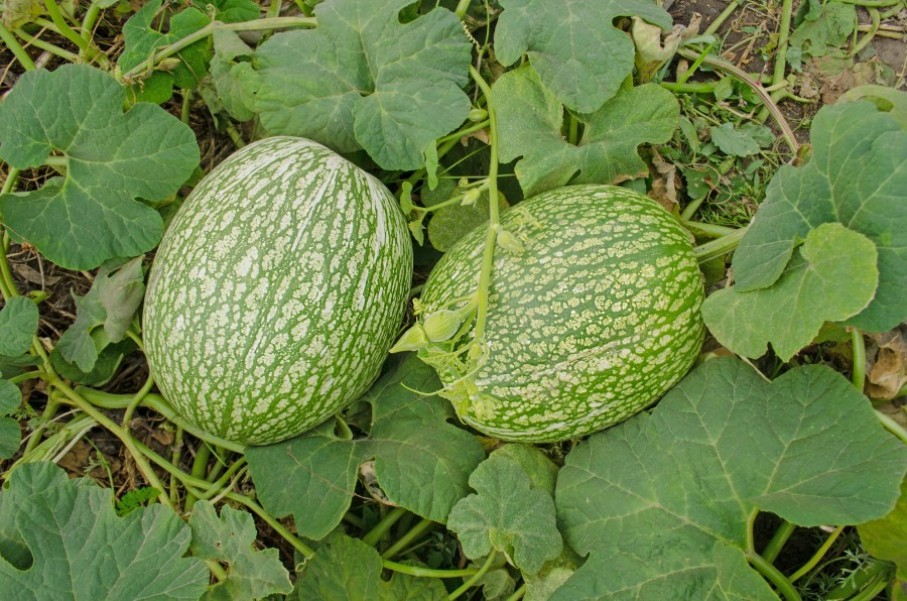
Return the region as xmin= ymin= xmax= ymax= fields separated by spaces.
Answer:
xmin=143 ymin=137 xmax=412 ymax=445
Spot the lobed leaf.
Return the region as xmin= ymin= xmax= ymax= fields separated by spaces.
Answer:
xmin=253 ymin=0 xmax=472 ymax=170
xmin=447 ymin=451 xmax=563 ymax=575
xmin=493 ymin=65 xmax=678 ymax=196
xmin=494 ymin=0 xmax=672 ymax=113
xmin=246 ymin=355 xmax=484 ymax=541
xmin=188 ymin=501 xmax=293 ymax=600
xmin=702 ymin=223 xmax=879 ymax=361
xmin=553 ymin=358 xmax=907 ymax=599
xmin=728 ymin=100 xmax=907 ymax=333
xmin=0 ymin=65 xmax=199 ymax=270
xmin=0 ymin=462 xmax=208 ymax=600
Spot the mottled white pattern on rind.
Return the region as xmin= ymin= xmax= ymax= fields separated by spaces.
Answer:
xmin=143 ymin=137 xmax=412 ymax=445
xmin=420 ymin=185 xmax=705 ymax=442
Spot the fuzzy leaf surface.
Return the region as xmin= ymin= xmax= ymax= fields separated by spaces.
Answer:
xmin=253 ymin=0 xmax=471 ymax=169
xmin=702 ymin=223 xmax=878 ymax=360
xmin=494 ymin=0 xmax=671 ymax=112
xmin=0 ymin=296 xmax=38 ymax=356
xmin=730 ymin=100 xmax=907 ymax=332
xmin=553 ymin=358 xmax=907 ymax=600
xmin=494 ymin=66 xmax=678 ymax=196
xmin=188 ymin=501 xmax=292 ymax=601
xmin=0 ymin=462 xmax=208 ymax=600
xmin=0 ymin=65 xmax=199 ymax=269
xmin=296 ymin=533 xmax=446 ymax=600
xmin=448 ymin=453 xmax=563 ymax=574
xmin=247 ymin=355 xmax=484 ymax=540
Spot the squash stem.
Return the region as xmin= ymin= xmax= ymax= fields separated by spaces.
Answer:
xmin=447 ymin=551 xmax=499 ymax=599
xmin=787 ymin=525 xmax=845 ymax=584
xmin=468 ymin=65 xmax=501 ymax=352
xmin=381 ymin=518 xmax=435 ymax=559
xmin=362 ymin=506 xmax=408 ymax=547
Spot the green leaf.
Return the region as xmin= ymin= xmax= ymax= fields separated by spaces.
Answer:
xmin=297 ymin=533 xmax=446 ymax=600
xmin=0 ymin=296 xmax=38 ymax=356
xmin=56 ymin=257 xmax=145 ymax=372
xmin=0 ymin=65 xmax=199 ymax=270
xmin=448 ymin=452 xmax=563 ymax=574
xmin=0 ymin=380 xmax=21 ymax=459
xmin=839 ymin=84 xmax=907 ymax=129
xmin=50 ymin=339 xmax=135 ymax=386
xmin=193 ymin=0 xmax=259 ymax=23
xmin=208 ymin=29 xmax=259 ymax=122
xmin=0 ymin=462 xmax=208 ymax=600
xmin=245 ymin=421 xmax=363 ymax=541
xmin=363 ymin=356 xmax=486 ymax=521
xmin=703 ymin=223 xmax=878 ymax=360
xmin=0 ymin=417 xmax=20 ymax=460
xmin=188 ymin=501 xmax=293 ymax=601
xmin=119 ymin=0 xmax=213 ymax=92
xmin=0 ymin=354 xmax=40 ymax=380
xmin=494 ymin=0 xmax=671 ymax=113
xmin=494 ymin=65 xmax=678 ymax=196
xmin=0 ymin=379 xmax=21 ymax=415
xmin=788 ymin=0 xmax=855 ymax=66
xmin=729 ymin=100 xmax=907 ymax=332
xmin=253 ymin=0 xmax=472 ymax=169
xmin=553 ymin=358 xmax=907 ymax=599
xmin=859 ymin=477 xmax=907 ymax=598
xmin=247 ymin=355 xmax=484 ymax=541
xmin=490 ymin=444 xmax=558 ymax=496
xmin=709 ymin=122 xmax=762 ymax=157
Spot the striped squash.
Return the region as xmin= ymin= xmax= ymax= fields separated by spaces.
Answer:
xmin=143 ymin=137 xmax=412 ymax=446
xmin=417 ymin=185 xmax=704 ymax=442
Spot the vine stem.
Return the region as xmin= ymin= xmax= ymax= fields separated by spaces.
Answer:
xmin=850 ymin=327 xmax=866 ymax=390
xmin=78 ymin=389 xmax=245 ymax=453
xmin=467 ymin=64 xmax=501 ymax=352
xmin=788 ymin=525 xmax=845 ymax=583
xmin=762 ymin=520 xmax=796 ymax=563
xmin=703 ymin=0 xmax=741 ymax=36
xmin=13 ymin=28 xmax=81 ymax=62
xmin=747 ymin=552 xmax=802 ymax=601
xmin=447 ymin=551 xmax=499 ymax=600
xmin=362 ymin=506 xmax=408 ymax=547
xmin=0 ymin=23 xmax=37 ymax=71
xmin=677 ymin=47 xmax=800 ymax=155
xmin=383 ymin=561 xmax=479 ymax=579
xmin=49 ymin=383 xmax=174 ymax=510
xmin=692 ymin=225 xmax=748 ymax=264
xmin=225 ymin=492 xmax=316 ymax=559
xmin=381 ymin=518 xmax=435 ymax=559
xmin=122 ymin=16 xmax=317 ymax=82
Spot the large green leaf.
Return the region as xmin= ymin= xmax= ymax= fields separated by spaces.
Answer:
xmin=0 ymin=462 xmax=208 ymax=600
xmin=447 ymin=451 xmax=563 ymax=574
xmin=493 ymin=65 xmax=678 ymax=196
xmin=553 ymin=358 xmax=907 ymax=600
xmin=0 ymin=296 xmax=38 ymax=356
xmin=188 ymin=501 xmax=292 ymax=601
xmin=253 ymin=0 xmax=471 ymax=170
xmin=494 ymin=0 xmax=671 ymax=113
xmin=246 ymin=355 xmax=484 ymax=540
xmin=727 ymin=100 xmax=907 ymax=332
xmin=702 ymin=223 xmax=878 ymax=360
xmin=0 ymin=65 xmax=199 ymax=270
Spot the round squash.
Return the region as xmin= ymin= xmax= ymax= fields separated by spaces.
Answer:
xmin=417 ymin=184 xmax=704 ymax=442
xmin=143 ymin=137 xmax=412 ymax=446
